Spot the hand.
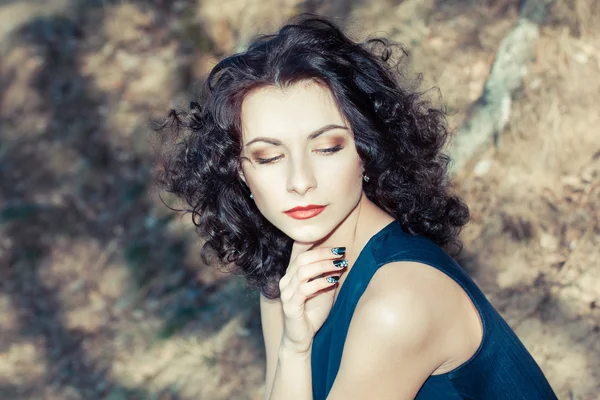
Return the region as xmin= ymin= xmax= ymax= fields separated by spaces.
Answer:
xmin=278 ymin=241 xmax=347 ymax=355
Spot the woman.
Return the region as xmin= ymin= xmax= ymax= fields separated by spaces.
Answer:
xmin=155 ymin=16 xmax=557 ymax=400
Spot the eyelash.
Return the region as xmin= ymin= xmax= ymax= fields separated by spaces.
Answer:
xmin=256 ymin=145 xmax=344 ymax=165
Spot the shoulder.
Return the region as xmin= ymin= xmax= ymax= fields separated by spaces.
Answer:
xmin=326 ymin=262 xmax=466 ymax=398
xmin=365 ymin=260 xmax=464 ymax=305
xmin=355 ymin=261 xmax=464 ymax=348
xmin=354 ymin=261 xmax=483 ymax=372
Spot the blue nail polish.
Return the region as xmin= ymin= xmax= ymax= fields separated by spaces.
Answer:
xmin=333 ymin=259 xmax=348 ymax=268
xmin=331 ymin=247 xmax=346 ymax=256
xmin=326 ymin=276 xmax=340 ymax=283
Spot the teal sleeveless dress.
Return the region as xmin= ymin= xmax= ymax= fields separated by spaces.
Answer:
xmin=311 ymin=220 xmax=557 ymax=399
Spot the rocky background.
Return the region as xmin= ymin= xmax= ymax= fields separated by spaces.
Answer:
xmin=0 ymin=0 xmax=599 ymax=399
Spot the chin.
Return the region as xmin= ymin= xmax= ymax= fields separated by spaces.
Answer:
xmin=279 ymin=222 xmax=336 ymax=244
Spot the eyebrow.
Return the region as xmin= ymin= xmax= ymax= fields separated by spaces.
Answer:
xmin=244 ymin=124 xmax=348 ymax=147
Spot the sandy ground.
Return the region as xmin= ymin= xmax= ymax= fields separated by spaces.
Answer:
xmin=0 ymin=0 xmax=598 ymax=399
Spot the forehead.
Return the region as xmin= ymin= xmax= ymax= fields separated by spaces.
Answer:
xmin=240 ymin=81 xmax=346 ymax=141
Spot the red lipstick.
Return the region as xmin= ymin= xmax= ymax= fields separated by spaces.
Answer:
xmin=284 ymin=205 xmax=327 ymax=220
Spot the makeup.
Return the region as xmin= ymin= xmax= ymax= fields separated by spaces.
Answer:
xmin=284 ymin=205 xmax=327 ymax=220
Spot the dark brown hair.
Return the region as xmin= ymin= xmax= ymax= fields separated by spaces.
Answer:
xmin=154 ymin=16 xmax=470 ymax=299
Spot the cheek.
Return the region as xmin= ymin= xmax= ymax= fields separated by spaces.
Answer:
xmin=319 ymin=153 xmax=363 ymax=182
xmin=244 ymin=165 xmax=279 ymax=193
xmin=252 ymin=184 xmax=288 ymax=225
xmin=243 ymin=167 xmax=286 ymax=214
xmin=321 ymin=165 xmax=359 ymax=184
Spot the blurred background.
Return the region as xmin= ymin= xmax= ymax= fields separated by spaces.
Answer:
xmin=0 ymin=0 xmax=598 ymax=399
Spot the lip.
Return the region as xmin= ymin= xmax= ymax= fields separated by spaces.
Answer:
xmin=284 ymin=205 xmax=327 ymax=220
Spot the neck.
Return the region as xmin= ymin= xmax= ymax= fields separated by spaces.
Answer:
xmin=314 ymin=193 xmax=394 ymax=263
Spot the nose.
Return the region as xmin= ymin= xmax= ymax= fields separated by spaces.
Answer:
xmin=286 ymin=155 xmax=317 ymax=195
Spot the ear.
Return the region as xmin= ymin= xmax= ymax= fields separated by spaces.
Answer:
xmin=238 ymin=163 xmax=247 ymax=185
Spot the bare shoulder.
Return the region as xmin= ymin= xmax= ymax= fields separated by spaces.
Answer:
xmin=363 ymin=261 xmax=466 ymax=310
xmin=358 ymin=261 xmax=484 ymax=372
xmin=327 ymin=261 xmax=481 ymax=398
xmin=355 ymin=262 xmax=461 ymax=345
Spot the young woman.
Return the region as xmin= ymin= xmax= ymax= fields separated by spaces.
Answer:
xmin=155 ymin=16 xmax=557 ymax=400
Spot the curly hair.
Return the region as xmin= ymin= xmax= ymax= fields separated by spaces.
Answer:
xmin=154 ymin=15 xmax=470 ymax=299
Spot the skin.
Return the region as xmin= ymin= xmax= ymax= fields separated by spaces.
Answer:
xmin=239 ymin=80 xmax=390 ymax=252
xmin=238 ymin=81 xmax=483 ymax=400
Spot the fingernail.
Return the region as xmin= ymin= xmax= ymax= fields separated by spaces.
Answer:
xmin=331 ymin=247 xmax=346 ymax=256
xmin=333 ymin=259 xmax=348 ymax=268
xmin=326 ymin=276 xmax=340 ymax=283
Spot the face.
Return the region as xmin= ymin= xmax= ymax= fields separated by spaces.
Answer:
xmin=239 ymin=81 xmax=364 ymax=243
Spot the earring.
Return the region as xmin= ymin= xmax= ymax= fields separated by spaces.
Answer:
xmin=363 ymin=175 xmax=370 ymax=182
xmin=249 ymin=193 xmax=254 ymax=199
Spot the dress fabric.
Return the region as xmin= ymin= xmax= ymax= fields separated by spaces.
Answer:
xmin=311 ymin=220 xmax=557 ymax=400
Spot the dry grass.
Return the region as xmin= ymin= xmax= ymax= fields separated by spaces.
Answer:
xmin=453 ymin=3 xmax=600 ymax=397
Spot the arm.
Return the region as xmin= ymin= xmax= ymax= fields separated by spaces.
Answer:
xmin=261 ymin=292 xmax=316 ymax=400
xmin=326 ymin=261 xmax=482 ymax=399
xmin=260 ymin=293 xmax=313 ymax=400
xmin=259 ymin=293 xmax=284 ymax=400
xmin=268 ymin=342 xmax=313 ymax=400
xmin=260 ymin=244 xmax=344 ymax=400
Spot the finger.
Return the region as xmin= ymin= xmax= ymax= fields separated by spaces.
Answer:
xmin=294 ymin=246 xmax=346 ymax=268
xmin=282 ymin=251 xmax=346 ymax=290
xmin=280 ymin=241 xmax=315 ymax=288
xmin=281 ymin=243 xmax=346 ymax=290
xmin=285 ymin=258 xmax=346 ymax=299
xmin=287 ymin=246 xmax=345 ymax=282
xmin=286 ymin=274 xmax=340 ymax=310
xmin=295 ymin=258 xmax=348 ymax=283
xmin=290 ymin=241 xmax=315 ymax=264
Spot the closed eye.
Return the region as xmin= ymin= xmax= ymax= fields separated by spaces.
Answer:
xmin=256 ymin=155 xmax=283 ymax=164
xmin=255 ymin=145 xmax=343 ymax=165
xmin=315 ymin=144 xmax=343 ymax=155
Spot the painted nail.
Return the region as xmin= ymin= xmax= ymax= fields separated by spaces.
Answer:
xmin=331 ymin=247 xmax=346 ymax=256
xmin=326 ymin=276 xmax=340 ymax=283
xmin=333 ymin=259 xmax=348 ymax=268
